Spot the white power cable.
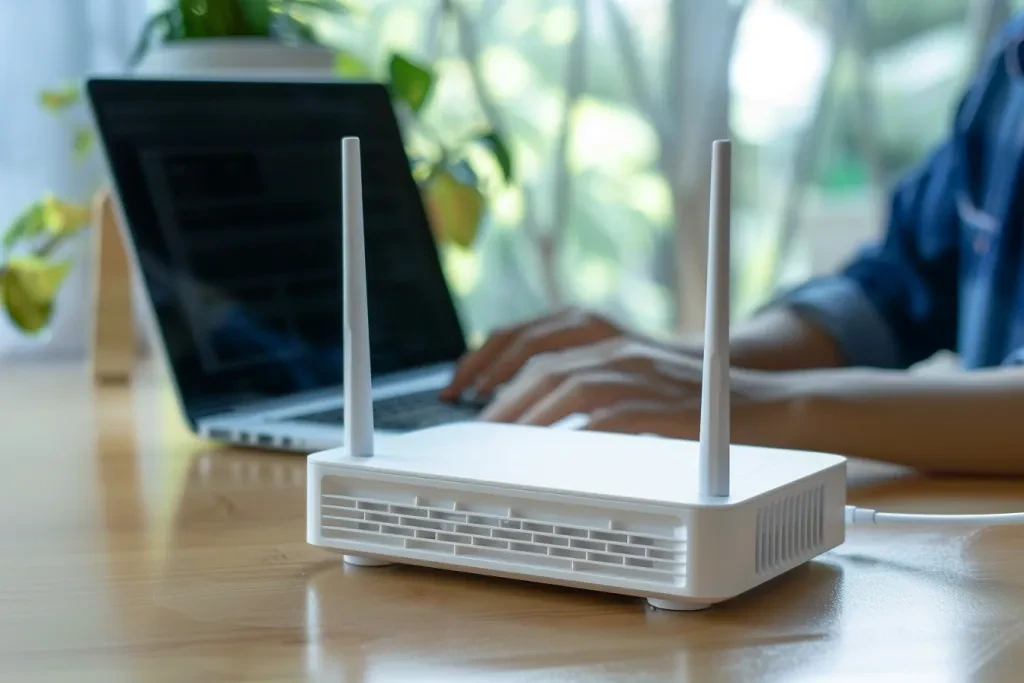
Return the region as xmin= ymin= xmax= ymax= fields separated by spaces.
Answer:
xmin=846 ymin=505 xmax=1024 ymax=526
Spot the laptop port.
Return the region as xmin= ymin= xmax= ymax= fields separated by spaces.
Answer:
xmin=257 ymin=434 xmax=274 ymax=447
xmin=238 ymin=432 xmax=250 ymax=444
xmin=208 ymin=428 xmax=232 ymax=441
xmin=281 ymin=437 xmax=293 ymax=449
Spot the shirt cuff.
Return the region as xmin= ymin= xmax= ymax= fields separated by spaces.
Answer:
xmin=765 ymin=276 xmax=901 ymax=369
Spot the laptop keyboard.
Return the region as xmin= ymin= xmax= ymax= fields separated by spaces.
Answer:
xmin=295 ymin=389 xmax=482 ymax=431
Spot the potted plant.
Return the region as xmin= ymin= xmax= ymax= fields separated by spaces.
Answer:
xmin=129 ymin=0 xmax=346 ymax=75
xmin=0 ymin=0 xmax=512 ymax=338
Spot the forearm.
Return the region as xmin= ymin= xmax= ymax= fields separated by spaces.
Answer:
xmin=795 ymin=366 xmax=1024 ymax=475
xmin=674 ymin=307 xmax=845 ymax=371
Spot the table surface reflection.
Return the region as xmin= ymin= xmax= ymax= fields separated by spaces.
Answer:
xmin=2 ymin=358 xmax=1023 ymax=682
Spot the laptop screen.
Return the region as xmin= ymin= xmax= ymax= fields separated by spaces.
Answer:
xmin=87 ymin=78 xmax=466 ymax=421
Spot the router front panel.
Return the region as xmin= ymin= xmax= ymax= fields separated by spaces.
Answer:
xmin=307 ymin=456 xmax=847 ymax=606
xmin=309 ymin=463 xmax=691 ymax=598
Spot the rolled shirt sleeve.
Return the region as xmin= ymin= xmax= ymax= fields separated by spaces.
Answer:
xmin=773 ymin=275 xmax=901 ymax=369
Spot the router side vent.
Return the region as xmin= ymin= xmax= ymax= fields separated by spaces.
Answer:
xmin=754 ymin=484 xmax=825 ymax=576
xmin=320 ymin=477 xmax=688 ymax=587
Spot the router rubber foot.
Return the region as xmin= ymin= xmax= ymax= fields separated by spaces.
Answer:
xmin=647 ymin=597 xmax=710 ymax=612
xmin=343 ymin=554 xmax=393 ymax=567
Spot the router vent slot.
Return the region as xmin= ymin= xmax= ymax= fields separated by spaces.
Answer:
xmin=321 ymin=486 xmax=687 ymax=586
xmin=755 ymin=484 xmax=825 ymax=575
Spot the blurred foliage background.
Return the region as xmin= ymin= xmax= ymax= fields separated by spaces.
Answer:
xmin=308 ymin=0 xmax=1022 ymax=345
xmin=3 ymin=0 xmax=1022 ymax=350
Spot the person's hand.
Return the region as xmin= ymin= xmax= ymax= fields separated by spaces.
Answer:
xmin=477 ymin=336 xmax=704 ymax=423
xmin=440 ymin=307 xmax=632 ymax=402
xmin=478 ymin=336 xmax=815 ymax=449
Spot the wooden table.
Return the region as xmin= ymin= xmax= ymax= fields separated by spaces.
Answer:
xmin=3 ymin=359 xmax=1024 ymax=682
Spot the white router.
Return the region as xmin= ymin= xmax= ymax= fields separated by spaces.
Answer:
xmin=307 ymin=137 xmax=847 ymax=611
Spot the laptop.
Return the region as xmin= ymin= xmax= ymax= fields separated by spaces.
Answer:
xmin=85 ymin=76 xmax=483 ymax=452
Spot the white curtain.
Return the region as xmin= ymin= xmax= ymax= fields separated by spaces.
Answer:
xmin=0 ymin=0 xmax=149 ymax=358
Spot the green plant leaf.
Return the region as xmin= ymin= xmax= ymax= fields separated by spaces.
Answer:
xmin=2 ymin=202 xmax=46 ymax=250
xmin=39 ymin=83 xmax=80 ymax=112
xmin=178 ymin=0 xmax=270 ymax=37
xmin=73 ymin=127 xmax=95 ymax=161
xmin=285 ymin=0 xmax=352 ymax=13
xmin=127 ymin=9 xmax=177 ymax=67
xmin=388 ymin=53 xmax=435 ymax=114
xmin=2 ymin=193 xmax=89 ymax=251
xmin=0 ymin=255 xmax=72 ymax=334
xmin=334 ymin=50 xmax=370 ymax=77
xmin=476 ymin=130 xmax=514 ymax=183
xmin=237 ymin=0 xmax=273 ymax=34
xmin=422 ymin=166 xmax=485 ymax=248
xmin=40 ymin=193 xmax=92 ymax=237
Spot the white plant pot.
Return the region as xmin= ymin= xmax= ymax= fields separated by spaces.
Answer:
xmin=132 ymin=37 xmax=335 ymax=77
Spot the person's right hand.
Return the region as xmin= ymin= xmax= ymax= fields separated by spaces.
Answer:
xmin=439 ymin=307 xmax=630 ymax=403
xmin=476 ymin=335 xmax=705 ymax=424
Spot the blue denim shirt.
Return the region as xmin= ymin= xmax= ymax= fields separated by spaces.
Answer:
xmin=777 ymin=16 xmax=1024 ymax=370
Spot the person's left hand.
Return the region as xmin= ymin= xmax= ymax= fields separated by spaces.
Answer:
xmin=478 ymin=337 xmax=814 ymax=447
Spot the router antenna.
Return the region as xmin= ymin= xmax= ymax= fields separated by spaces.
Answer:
xmin=698 ymin=139 xmax=731 ymax=497
xmin=342 ymin=137 xmax=374 ymax=458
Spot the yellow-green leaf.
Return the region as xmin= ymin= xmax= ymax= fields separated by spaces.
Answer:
xmin=39 ymin=82 xmax=80 ymax=112
xmin=422 ymin=168 xmax=485 ymax=248
xmin=40 ymin=193 xmax=91 ymax=236
xmin=334 ymin=50 xmax=370 ymax=78
xmin=2 ymin=202 xmax=46 ymax=249
xmin=73 ymin=127 xmax=95 ymax=161
xmin=476 ymin=130 xmax=514 ymax=184
xmin=0 ymin=256 xmax=72 ymax=334
xmin=6 ymin=255 xmax=72 ymax=300
xmin=388 ymin=53 xmax=434 ymax=114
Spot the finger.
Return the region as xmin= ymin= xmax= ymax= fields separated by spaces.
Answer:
xmin=479 ymin=348 xmax=640 ymax=423
xmin=472 ymin=318 xmax=621 ymax=397
xmin=650 ymin=356 xmax=705 ymax=387
xmin=584 ymin=400 xmax=699 ymax=438
xmin=439 ymin=312 xmax=562 ymax=401
xmin=439 ymin=332 xmax=514 ymax=401
xmin=518 ymin=371 xmax=683 ymax=427
xmin=479 ymin=366 xmax=566 ymax=422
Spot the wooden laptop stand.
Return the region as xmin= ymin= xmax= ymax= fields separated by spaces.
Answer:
xmin=90 ymin=189 xmax=136 ymax=385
